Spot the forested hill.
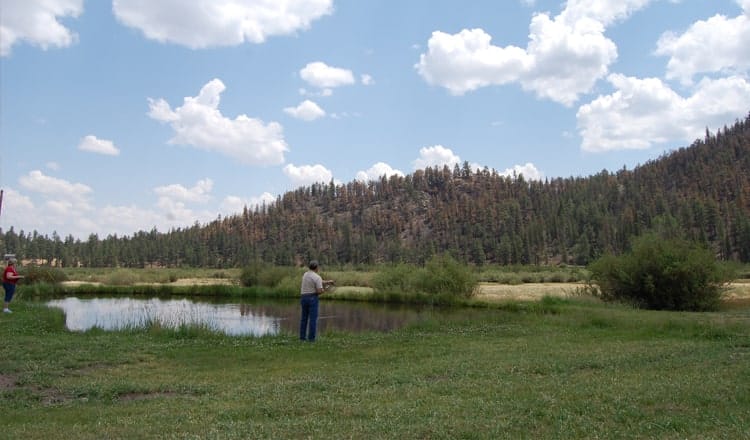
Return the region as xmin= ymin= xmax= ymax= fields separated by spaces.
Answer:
xmin=3 ymin=114 xmax=750 ymax=268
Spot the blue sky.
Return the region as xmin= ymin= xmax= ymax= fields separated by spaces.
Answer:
xmin=1 ymin=0 xmax=749 ymax=239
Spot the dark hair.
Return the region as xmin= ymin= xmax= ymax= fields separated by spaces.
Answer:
xmin=308 ymin=260 xmax=319 ymax=270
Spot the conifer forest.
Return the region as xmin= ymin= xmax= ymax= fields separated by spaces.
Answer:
xmin=3 ymin=114 xmax=750 ymax=268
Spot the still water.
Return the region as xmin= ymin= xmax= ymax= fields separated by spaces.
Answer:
xmin=47 ymin=297 xmax=445 ymax=337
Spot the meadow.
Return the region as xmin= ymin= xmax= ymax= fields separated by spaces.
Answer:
xmin=1 ymin=282 xmax=748 ymax=438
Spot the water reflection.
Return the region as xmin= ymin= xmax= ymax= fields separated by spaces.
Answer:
xmin=47 ymin=297 xmax=436 ymax=337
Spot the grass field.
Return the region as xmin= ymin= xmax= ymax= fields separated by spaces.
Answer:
xmin=1 ymin=292 xmax=748 ymax=439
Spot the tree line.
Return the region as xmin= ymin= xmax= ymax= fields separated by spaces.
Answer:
xmin=3 ymin=113 xmax=750 ymax=268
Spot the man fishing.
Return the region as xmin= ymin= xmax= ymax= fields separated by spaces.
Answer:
xmin=299 ymin=260 xmax=334 ymax=342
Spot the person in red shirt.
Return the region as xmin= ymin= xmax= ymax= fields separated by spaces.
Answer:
xmin=3 ymin=258 xmax=23 ymax=313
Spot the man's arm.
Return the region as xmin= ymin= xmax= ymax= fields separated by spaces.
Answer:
xmin=317 ymin=279 xmax=335 ymax=294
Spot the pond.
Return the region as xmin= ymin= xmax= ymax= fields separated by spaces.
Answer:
xmin=46 ymin=296 xmax=451 ymax=337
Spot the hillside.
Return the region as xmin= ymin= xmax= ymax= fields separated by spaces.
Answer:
xmin=2 ymin=113 xmax=750 ymax=267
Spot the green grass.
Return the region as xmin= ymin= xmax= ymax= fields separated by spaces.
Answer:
xmin=59 ymin=267 xmax=240 ymax=284
xmin=55 ymin=265 xmax=590 ymax=287
xmin=476 ymin=264 xmax=589 ymax=284
xmin=1 ymin=296 xmax=748 ymax=439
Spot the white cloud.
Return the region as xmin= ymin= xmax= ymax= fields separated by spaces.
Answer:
xmin=155 ymin=198 xmax=192 ymax=222
xmin=415 ymin=0 xmax=660 ymax=105
xmin=521 ymin=14 xmax=616 ymax=105
xmin=299 ymin=88 xmax=334 ymax=98
xmin=8 ymin=171 xmax=97 ymax=237
xmin=361 ymin=74 xmax=374 ymax=85
xmin=0 ymin=187 xmax=97 ymax=239
xmin=560 ymin=0 xmax=654 ymax=27
xmin=655 ymin=5 xmax=750 ymax=84
xmin=220 ymin=192 xmax=276 ymax=213
xmin=283 ymin=163 xmax=333 ymax=187
xmin=300 ymin=61 xmax=356 ymax=89
xmin=148 ymin=78 xmax=288 ymax=166
xmin=112 ymin=0 xmax=333 ymax=49
xmin=413 ymin=145 xmax=462 ymax=170
xmin=46 ymin=162 xmax=60 ymax=171
xmin=220 ymin=196 xmax=247 ymax=214
xmin=154 ymin=179 xmax=213 ymax=203
xmin=1 ymin=174 xmax=225 ymax=239
xmin=96 ymin=204 xmax=163 ymax=235
xmin=78 ymin=135 xmax=120 ymax=156
xmin=0 ymin=188 xmax=34 ymax=224
xmin=19 ymin=170 xmax=92 ymax=203
xmin=355 ymin=162 xmax=405 ymax=182
xmin=284 ymin=100 xmax=326 ymax=121
xmin=577 ymin=74 xmax=750 ymax=152
xmin=0 ymin=0 xmax=83 ymax=57
xmin=415 ymin=29 xmax=531 ymax=96
xmin=500 ymin=163 xmax=544 ymax=181
xmin=150 ymin=181 xmax=220 ymax=226
xmin=151 ymin=179 xmax=218 ymax=224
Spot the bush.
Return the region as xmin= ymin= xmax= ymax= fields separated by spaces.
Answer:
xmin=239 ymin=264 xmax=261 ymax=287
xmin=106 ymin=269 xmax=139 ymax=286
xmin=372 ymin=263 xmax=415 ymax=292
xmin=418 ymin=254 xmax=477 ymax=298
xmin=240 ymin=263 xmax=297 ymax=289
xmin=588 ymin=234 xmax=732 ymax=311
xmin=18 ymin=266 xmax=68 ymax=284
xmin=373 ymin=254 xmax=477 ymax=299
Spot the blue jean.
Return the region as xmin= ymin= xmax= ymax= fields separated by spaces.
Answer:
xmin=3 ymin=283 xmax=15 ymax=303
xmin=299 ymin=294 xmax=319 ymax=341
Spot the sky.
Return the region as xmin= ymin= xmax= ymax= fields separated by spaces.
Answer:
xmin=1 ymin=0 xmax=749 ymax=240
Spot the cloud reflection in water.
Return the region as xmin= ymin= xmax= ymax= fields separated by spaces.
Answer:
xmin=47 ymin=297 xmax=282 ymax=336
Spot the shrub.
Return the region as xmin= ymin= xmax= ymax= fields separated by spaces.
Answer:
xmin=18 ymin=266 xmax=68 ymax=284
xmin=418 ymin=254 xmax=477 ymax=298
xmin=106 ymin=269 xmax=139 ymax=286
xmin=240 ymin=263 xmax=297 ymax=289
xmin=239 ymin=263 xmax=261 ymax=287
xmin=258 ymin=266 xmax=297 ymax=288
xmin=372 ymin=263 xmax=415 ymax=292
xmin=588 ymin=233 xmax=732 ymax=311
xmin=373 ymin=254 xmax=477 ymax=300
xmin=275 ymin=275 xmax=301 ymax=295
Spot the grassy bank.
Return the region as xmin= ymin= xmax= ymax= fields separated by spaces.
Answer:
xmin=51 ymin=264 xmax=590 ymax=287
xmin=1 ymin=297 xmax=748 ymax=439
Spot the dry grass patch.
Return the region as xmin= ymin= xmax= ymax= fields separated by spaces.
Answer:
xmin=163 ymin=277 xmax=237 ymax=286
xmin=725 ymin=282 xmax=750 ymax=299
xmin=475 ymin=282 xmax=584 ymax=302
